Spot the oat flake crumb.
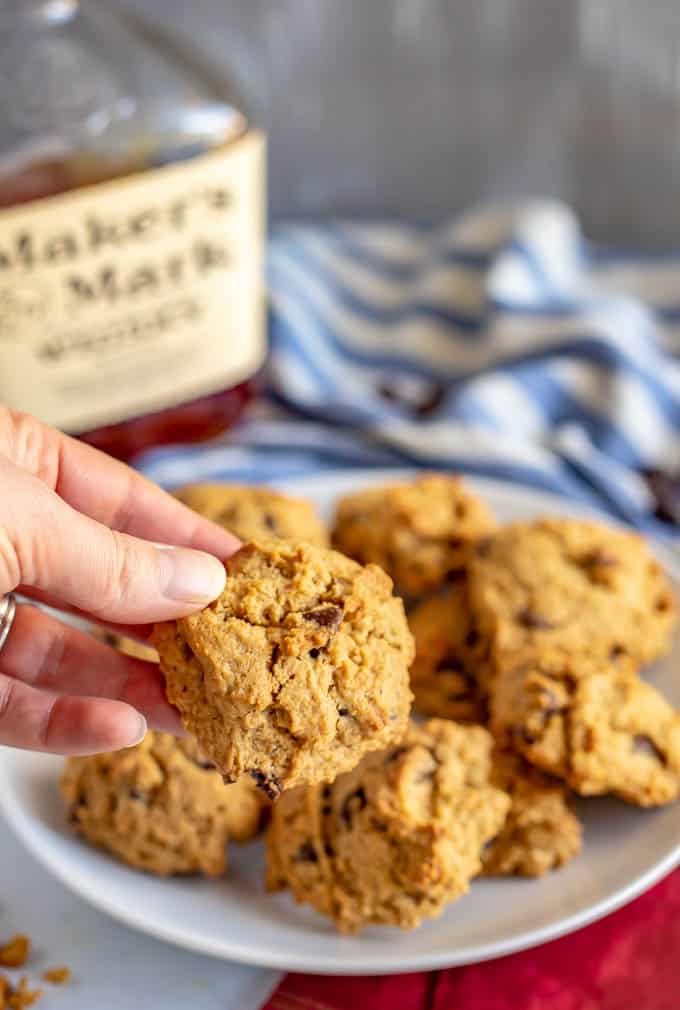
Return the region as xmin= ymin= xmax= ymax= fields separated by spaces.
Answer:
xmin=0 ymin=937 xmax=29 ymax=970
xmin=42 ymin=967 xmax=71 ymax=985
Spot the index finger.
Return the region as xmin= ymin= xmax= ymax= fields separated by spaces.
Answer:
xmin=1 ymin=408 xmax=241 ymax=557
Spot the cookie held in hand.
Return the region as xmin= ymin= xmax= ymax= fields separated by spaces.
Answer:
xmin=153 ymin=541 xmax=414 ymax=797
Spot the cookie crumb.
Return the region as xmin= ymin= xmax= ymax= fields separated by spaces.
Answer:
xmin=1 ymin=975 xmax=42 ymax=1009
xmin=42 ymin=967 xmax=70 ymax=985
xmin=0 ymin=936 xmax=29 ymax=969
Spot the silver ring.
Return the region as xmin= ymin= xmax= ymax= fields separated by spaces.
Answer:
xmin=0 ymin=593 xmax=17 ymax=654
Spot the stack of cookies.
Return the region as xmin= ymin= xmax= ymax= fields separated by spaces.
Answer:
xmin=337 ymin=478 xmax=680 ymax=873
xmin=60 ymin=476 xmax=680 ymax=936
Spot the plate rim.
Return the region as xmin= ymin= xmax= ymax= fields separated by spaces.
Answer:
xmin=2 ymin=468 xmax=680 ymax=975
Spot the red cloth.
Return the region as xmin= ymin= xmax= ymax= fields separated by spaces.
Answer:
xmin=264 ymin=867 xmax=680 ymax=1010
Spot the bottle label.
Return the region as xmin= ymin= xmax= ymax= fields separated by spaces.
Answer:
xmin=0 ymin=131 xmax=266 ymax=432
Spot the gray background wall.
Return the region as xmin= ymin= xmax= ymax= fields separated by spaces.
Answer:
xmin=115 ymin=0 xmax=680 ymax=245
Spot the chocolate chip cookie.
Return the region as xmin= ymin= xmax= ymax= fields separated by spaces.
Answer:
xmin=491 ymin=650 xmax=680 ymax=806
xmin=332 ymin=474 xmax=497 ymax=599
xmin=266 ymin=719 xmax=510 ymax=932
xmin=153 ymin=541 xmax=414 ymax=797
xmin=408 ymin=582 xmax=490 ymax=722
xmin=482 ymin=748 xmax=582 ymax=876
xmin=60 ymin=732 xmax=265 ymax=876
xmin=174 ymin=482 xmax=329 ymax=546
xmin=468 ymin=518 xmax=676 ymax=676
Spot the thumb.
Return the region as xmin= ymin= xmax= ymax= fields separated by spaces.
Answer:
xmin=0 ymin=459 xmax=226 ymax=623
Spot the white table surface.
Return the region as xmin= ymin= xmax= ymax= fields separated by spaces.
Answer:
xmin=0 ymin=812 xmax=280 ymax=1010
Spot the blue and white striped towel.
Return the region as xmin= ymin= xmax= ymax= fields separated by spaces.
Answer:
xmin=138 ymin=200 xmax=680 ymax=535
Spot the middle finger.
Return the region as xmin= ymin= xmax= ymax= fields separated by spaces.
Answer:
xmin=1 ymin=604 xmax=182 ymax=735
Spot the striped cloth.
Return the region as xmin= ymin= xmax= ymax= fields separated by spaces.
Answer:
xmin=137 ymin=200 xmax=680 ymax=535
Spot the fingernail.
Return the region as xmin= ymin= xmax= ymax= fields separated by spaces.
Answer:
xmin=131 ymin=713 xmax=148 ymax=745
xmin=157 ymin=546 xmax=226 ymax=605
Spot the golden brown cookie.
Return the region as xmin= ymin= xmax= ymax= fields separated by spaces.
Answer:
xmin=332 ymin=474 xmax=497 ymax=598
xmin=60 ymin=732 xmax=265 ymax=876
xmin=468 ymin=517 xmax=676 ymax=676
xmin=153 ymin=541 xmax=414 ymax=798
xmin=266 ymin=719 xmax=510 ymax=932
xmin=174 ymin=482 xmax=329 ymax=546
xmin=482 ymin=748 xmax=582 ymax=876
xmin=490 ymin=650 xmax=680 ymax=806
xmin=408 ymin=582 xmax=490 ymax=722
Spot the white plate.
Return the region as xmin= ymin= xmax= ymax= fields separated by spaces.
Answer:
xmin=2 ymin=469 xmax=680 ymax=975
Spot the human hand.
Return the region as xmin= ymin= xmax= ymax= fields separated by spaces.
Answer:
xmin=0 ymin=408 xmax=241 ymax=755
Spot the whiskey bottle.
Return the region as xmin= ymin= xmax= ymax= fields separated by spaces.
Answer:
xmin=0 ymin=0 xmax=266 ymax=459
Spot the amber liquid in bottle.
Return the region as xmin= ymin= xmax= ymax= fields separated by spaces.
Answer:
xmin=0 ymin=2 xmax=265 ymax=461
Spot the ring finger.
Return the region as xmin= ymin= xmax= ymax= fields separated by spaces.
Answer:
xmin=1 ymin=604 xmax=182 ymax=736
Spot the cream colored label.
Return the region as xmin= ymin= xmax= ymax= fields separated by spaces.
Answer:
xmin=0 ymin=131 xmax=266 ymax=432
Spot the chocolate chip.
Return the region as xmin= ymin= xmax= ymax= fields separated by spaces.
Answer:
xmin=263 ymin=513 xmax=277 ymax=531
xmin=385 ymin=746 xmax=409 ymax=764
xmin=435 ymin=654 xmax=464 ymax=675
xmin=518 ymin=609 xmax=555 ymax=630
xmin=308 ymin=648 xmax=321 ymax=659
xmin=322 ymin=805 xmax=331 ymax=816
xmin=447 ymin=690 xmax=472 ymax=702
xmin=248 ymin=769 xmax=282 ymax=801
xmin=322 ymin=785 xmax=332 ymax=799
xmin=444 ymin=567 xmax=466 ymax=584
xmin=323 ymin=843 xmax=334 ymax=858
xmin=583 ymin=549 xmax=619 ymax=568
xmin=465 ymin=628 xmax=481 ymax=648
xmin=337 ymin=706 xmax=350 ymax=716
xmin=294 ymin=841 xmax=318 ymax=863
xmin=582 ymin=728 xmax=596 ymax=753
xmin=302 ymin=605 xmax=344 ymax=630
xmin=476 ymin=537 xmax=493 ymax=557
xmin=514 ymin=688 xmax=564 ymax=745
xmin=632 ymin=735 xmax=666 ymax=764
xmin=610 ymin=644 xmax=627 ymax=661
xmin=341 ymin=787 xmax=367 ymax=826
